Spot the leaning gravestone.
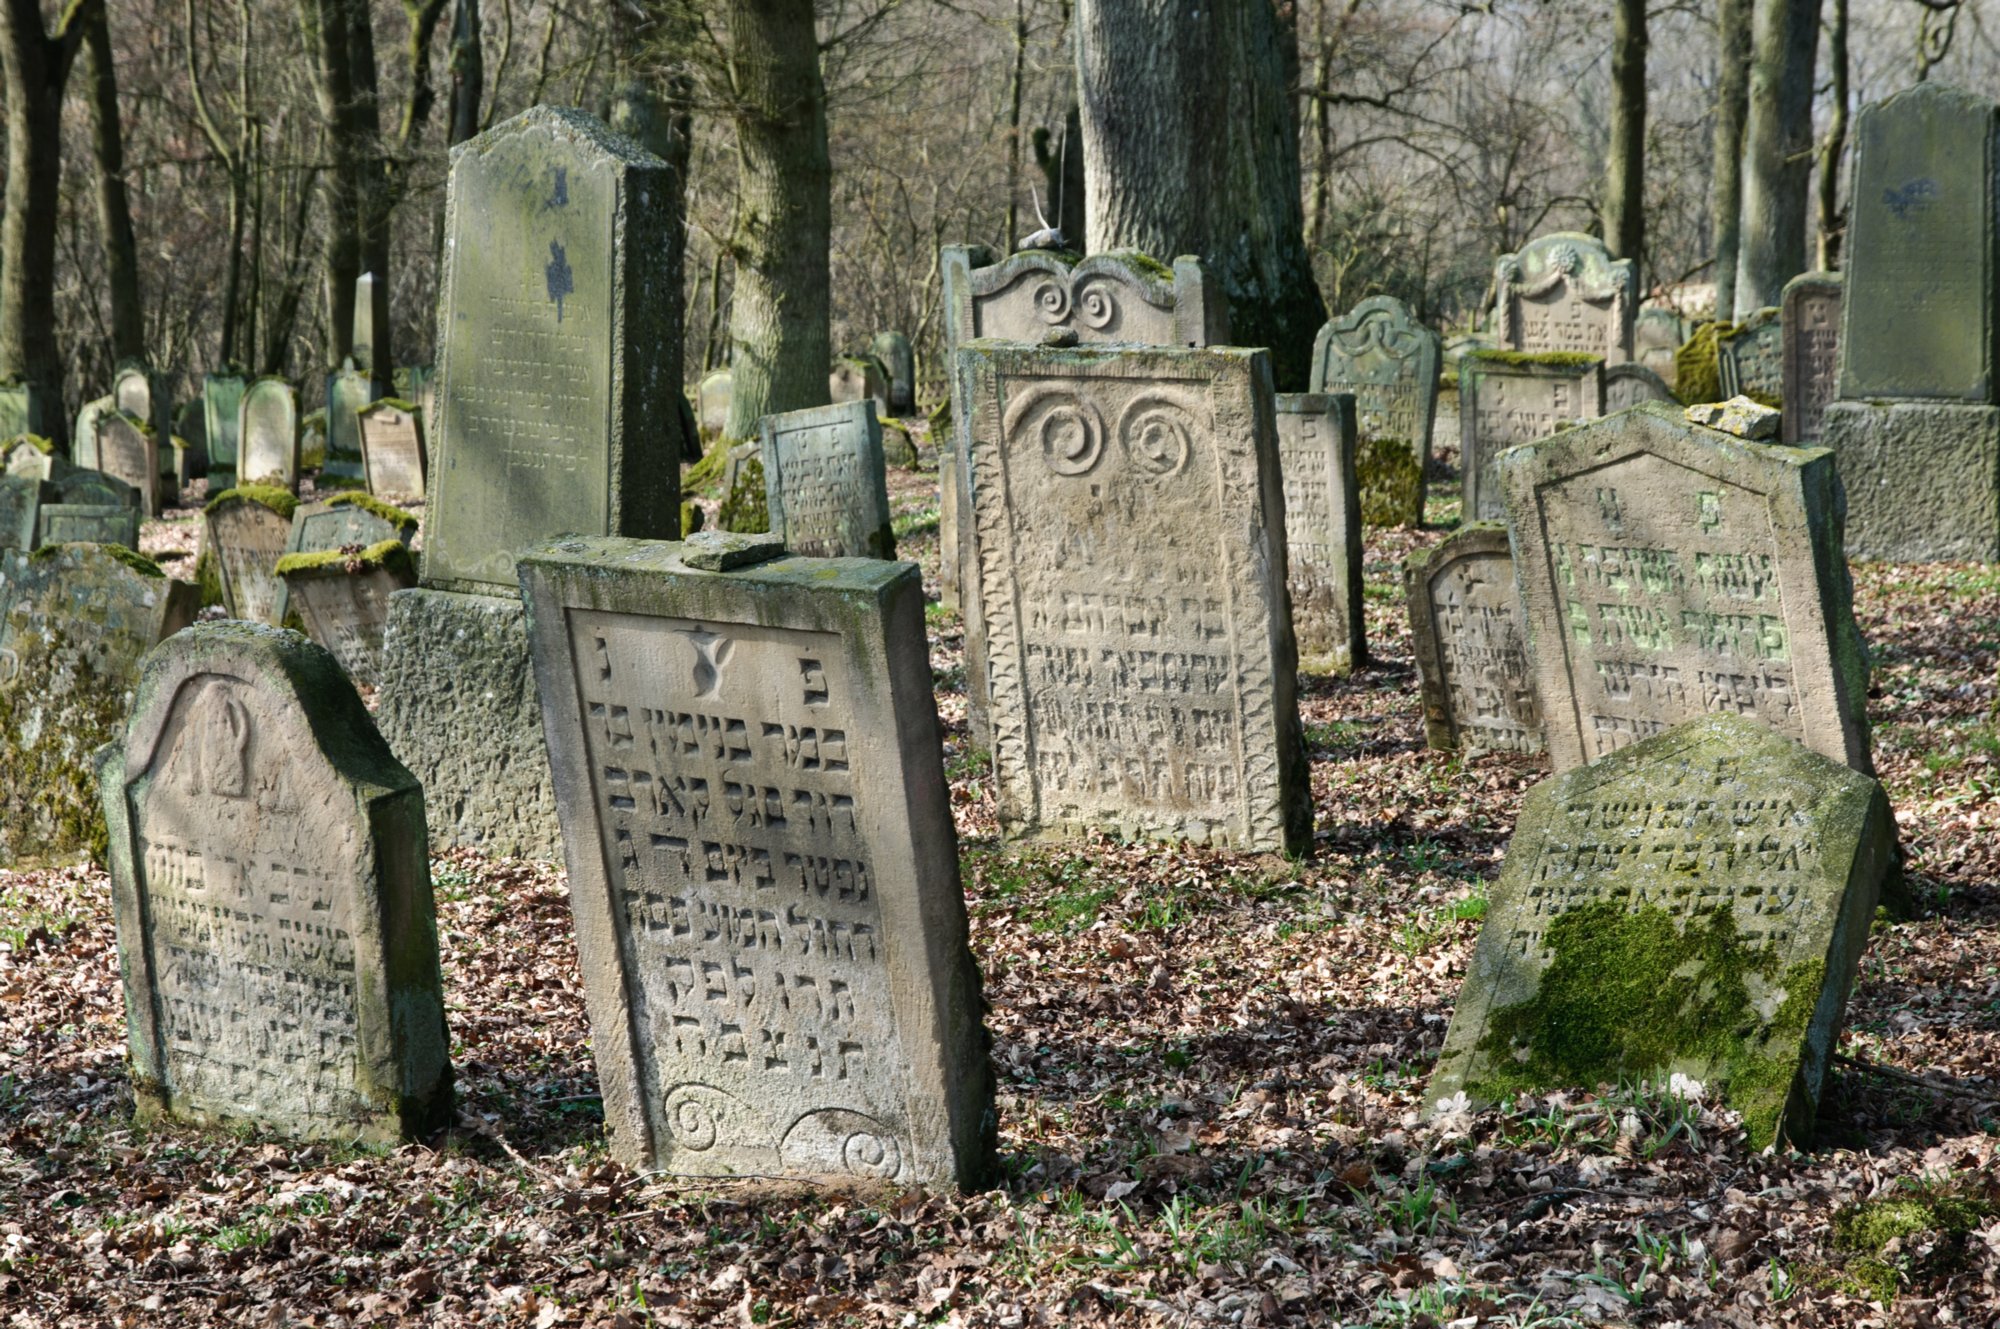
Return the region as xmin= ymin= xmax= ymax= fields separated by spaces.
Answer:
xmin=203 ymin=371 xmax=248 ymax=491
xmin=0 ymin=544 xmax=198 ymax=864
xmin=278 ymin=539 xmax=418 ymax=689
xmin=1716 ymin=307 xmax=1783 ymax=405
xmin=1308 ymin=295 xmax=1440 ymax=528
xmin=1405 ymin=523 xmax=1543 ymax=755
xmin=205 ymin=487 xmax=298 ymax=625
xmin=323 ymin=362 xmax=377 ymax=491
xmin=1459 ymin=351 xmax=1603 ymax=521
xmin=1274 ymin=393 xmax=1365 ymax=671
xmin=516 ymin=531 xmax=997 ymax=1187
xmin=954 ymin=339 xmax=1313 ymax=853
xmin=1492 ymin=232 xmax=1637 ymax=363
xmin=0 ymin=475 xmax=52 ymax=550
xmin=760 ymin=399 xmax=895 ymax=560
xmin=74 ymin=395 xmax=114 ymax=471
xmin=829 ymin=357 xmax=889 ymax=414
xmin=238 ymin=377 xmax=300 ymax=492
xmin=1602 ymin=363 xmax=1677 ymax=413
xmin=1498 ymin=401 xmax=1873 ymax=773
xmin=1781 ymin=273 xmax=1842 ymax=446
xmin=99 ymin=410 xmax=165 ymax=516
xmin=872 ymin=330 xmax=916 ymax=415
xmin=99 ymin=621 xmax=452 ymax=1142
xmin=1429 ymin=713 xmax=1894 ymax=1148
xmin=357 ymin=398 xmax=426 ymax=500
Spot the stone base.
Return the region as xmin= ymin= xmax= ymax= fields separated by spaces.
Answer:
xmin=1821 ymin=400 xmax=2000 ymax=562
xmin=376 ymin=587 xmax=561 ymax=858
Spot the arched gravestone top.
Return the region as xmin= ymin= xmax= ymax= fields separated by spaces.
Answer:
xmin=99 ymin=621 xmax=451 ymax=1143
xmin=1404 ymin=522 xmax=1543 ymax=756
xmin=205 ymin=488 xmax=298 ymax=625
xmin=1492 ymin=231 xmax=1637 ymax=364
xmin=239 ymin=377 xmax=300 ymax=491
xmin=940 ymin=245 xmax=1228 ymax=352
xmin=1603 ymin=363 xmax=1677 ymax=413
xmin=74 ymin=395 xmax=114 ymax=471
xmin=1308 ymin=295 xmax=1441 ymax=452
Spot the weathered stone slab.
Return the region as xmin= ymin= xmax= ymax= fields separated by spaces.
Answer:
xmin=829 ymin=357 xmax=889 ymax=414
xmin=357 ymin=398 xmax=426 ymax=500
xmin=940 ymin=246 xmax=1226 ymax=352
xmin=759 ymin=400 xmax=894 ymax=560
xmin=203 ymin=372 xmax=248 ymax=489
xmin=288 ymin=493 xmax=418 ymax=561
xmin=99 ymin=410 xmax=165 ymax=516
xmin=1493 ymin=232 xmax=1637 ymax=363
xmin=1497 ymin=401 xmax=1873 ymax=773
xmin=698 ymin=370 xmax=732 ymax=436
xmin=1431 ymin=375 xmax=1460 ymax=460
xmin=1781 ymin=273 xmax=1842 ymax=446
xmin=5 ymin=435 xmax=67 ymax=482
xmin=239 ymin=378 xmax=299 ymax=492
xmin=426 ymin=106 xmax=684 ymax=594
xmin=74 ymin=395 xmax=113 ymax=471
xmin=1430 ymin=713 xmax=1894 ymax=1148
xmin=1686 ymin=396 xmax=1781 ymax=441
xmin=1717 ymin=307 xmax=1782 ymax=405
xmin=1635 ymin=306 xmax=1684 ymax=387
xmin=37 ymin=504 xmax=139 ymax=550
xmin=938 ymin=447 xmax=961 ymax=611
xmin=99 ymin=621 xmax=451 ymax=1143
xmin=1274 ymin=393 xmax=1364 ymax=671
xmin=516 ymin=534 xmax=997 ymax=1187
xmin=205 ymin=488 xmax=298 ymax=625
xmin=1309 ymin=296 xmax=1439 ymax=528
xmin=1405 ymin=523 xmax=1542 ymax=755
xmin=352 ymin=271 xmax=387 ymax=378
xmin=0 ymin=475 xmax=52 ymax=550
xmin=0 ymin=544 xmax=197 ymax=864
xmin=1603 ymin=364 xmax=1676 ymax=413
xmin=872 ymin=331 xmax=916 ymax=415
xmin=0 ymin=381 xmax=50 ymax=441
xmin=324 ymin=364 xmax=377 ymax=490
xmin=955 ymin=340 xmax=1312 ymax=853
xmin=1459 ymin=351 xmax=1603 ymax=522
xmin=1821 ymin=401 xmax=2000 ymax=562
xmin=278 ymin=541 xmax=418 ymax=690
xmin=56 ymin=468 xmax=140 ymax=509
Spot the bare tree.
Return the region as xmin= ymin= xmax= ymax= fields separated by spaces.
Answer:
xmin=1712 ymin=0 xmax=1752 ymax=315
xmin=83 ymin=2 xmax=144 ymax=365
xmin=1734 ymin=0 xmax=1821 ymax=316
xmin=1603 ymin=0 xmax=1646 ymax=264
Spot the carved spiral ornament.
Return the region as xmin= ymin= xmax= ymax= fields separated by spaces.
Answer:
xmin=841 ymin=1130 xmax=903 ymax=1180
xmin=1032 ymin=279 xmax=1072 ymax=325
xmin=663 ymin=1084 xmax=747 ymax=1152
xmin=1119 ymin=399 xmax=1194 ymax=478
xmin=1036 ymin=398 xmax=1103 ymax=476
xmin=1071 ymin=277 xmax=1118 ymax=330
xmin=1548 ymin=242 xmax=1581 ymax=276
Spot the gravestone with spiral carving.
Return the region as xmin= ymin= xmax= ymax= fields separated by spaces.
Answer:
xmin=1491 ymin=232 xmax=1637 ymax=364
xmin=1309 ymin=295 xmax=1440 ymax=527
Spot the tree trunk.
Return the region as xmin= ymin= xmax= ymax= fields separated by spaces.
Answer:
xmin=719 ymin=0 xmax=831 ymax=443
xmin=349 ymin=0 xmax=392 ymax=373
xmin=1817 ymin=0 xmax=1848 ymax=271
xmin=448 ymin=0 xmax=482 ymax=146
xmin=304 ymin=0 xmax=364 ymax=366
xmin=1733 ymin=0 xmax=1820 ymax=317
xmin=1603 ymin=0 xmax=1646 ymax=264
xmin=82 ymin=4 xmax=143 ymax=364
xmin=1075 ymin=0 xmax=1324 ymax=390
xmin=1711 ymin=0 xmax=1751 ymax=318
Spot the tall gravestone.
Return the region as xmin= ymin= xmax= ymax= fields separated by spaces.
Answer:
xmin=1498 ymin=402 xmax=1873 ymax=773
xmin=1274 ymin=393 xmax=1365 ymax=671
xmin=1717 ymin=307 xmax=1783 ymax=405
xmin=1459 ymin=351 xmax=1603 ymax=522
xmin=872 ymin=331 xmax=917 ymax=416
xmin=323 ymin=363 xmax=378 ymax=491
xmin=759 ymin=400 xmax=895 ymax=560
xmin=516 ymin=532 xmax=997 ymax=1187
xmin=239 ymin=378 xmax=300 ymax=492
xmin=1781 ymin=273 xmax=1842 ymax=446
xmin=100 ymin=622 xmax=452 ymax=1142
xmin=954 ymin=340 xmax=1313 ymax=853
xmin=352 ymin=271 xmax=389 ymax=382
xmin=113 ymin=363 xmax=175 ymax=503
xmin=99 ymin=410 xmax=166 ymax=516
xmin=74 ymin=395 xmax=114 ymax=471
xmin=1405 ymin=524 xmax=1543 ymax=755
xmin=1308 ymin=296 xmax=1440 ymax=528
xmin=203 ymin=372 xmax=248 ymax=491
xmin=205 ymin=488 xmax=298 ymax=625
xmin=378 ymin=106 xmax=685 ymax=859
xmin=0 ymin=475 xmax=51 ymax=550
xmin=1430 ymin=714 xmax=1894 ymax=1148
xmin=357 ymin=398 xmax=426 ymax=500
xmin=1492 ymin=232 xmax=1637 ymax=364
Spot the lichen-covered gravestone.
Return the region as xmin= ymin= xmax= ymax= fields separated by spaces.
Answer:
xmin=1498 ymin=401 xmax=1873 ymax=773
xmin=278 ymin=540 xmax=418 ymax=690
xmin=0 ymin=544 xmax=197 ymax=864
xmin=99 ymin=622 xmax=452 ymax=1142
xmin=1781 ymin=273 xmax=1842 ymax=446
xmin=871 ymin=331 xmax=916 ymax=416
xmin=203 ymin=371 xmax=248 ymax=491
xmin=955 ymin=340 xmax=1312 ymax=853
xmin=323 ymin=362 xmax=377 ymax=491
xmin=239 ymin=378 xmax=300 ymax=493
xmin=357 ymin=399 xmax=426 ymax=501
xmin=288 ymin=492 xmax=418 ymax=560
xmin=0 ymin=475 xmax=52 ymax=550
xmin=205 ymin=487 xmax=298 ymax=625
xmin=1405 ymin=523 xmax=1543 ymax=756
xmin=37 ymin=501 xmax=140 ymax=550
xmin=1492 ymin=232 xmax=1637 ymax=363
xmin=1459 ymin=351 xmax=1603 ymax=522
xmin=1274 ymin=393 xmax=1365 ymax=671
xmin=1717 ymin=307 xmax=1783 ymax=405
xmin=1602 ymin=364 xmax=1676 ymax=413
xmin=1308 ymin=296 xmax=1440 ymax=528
xmin=759 ymin=399 xmax=895 ymax=560
xmin=516 ymin=532 xmax=997 ymax=1187
xmin=1430 ymin=714 xmax=1894 ymax=1147
xmin=99 ymin=410 xmax=165 ymax=516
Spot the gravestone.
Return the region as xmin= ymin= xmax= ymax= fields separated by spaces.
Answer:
xmin=74 ymin=395 xmax=114 ymax=471
xmin=1634 ymin=306 xmax=1684 ymax=388
xmin=1781 ymin=273 xmax=1842 ymax=446
xmin=323 ymin=363 xmax=377 ymax=491
xmin=1492 ymin=232 xmax=1637 ymax=363
xmin=113 ymin=362 xmax=167 ymax=438
xmin=99 ymin=621 xmax=452 ymax=1143
xmin=698 ymin=370 xmax=733 ymax=436
xmin=352 ymin=271 xmax=388 ymax=380
xmin=954 ymin=339 xmax=1312 ymax=853
xmin=829 ymin=357 xmax=889 ymax=413
xmin=0 ymin=475 xmax=52 ymax=550
xmin=1431 ymin=374 xmax=1460 ymax=462
xmin=288 ymin=492 xmax=418 ymax=560
xmin=1603 ymin=364 xmax=1677 ymax=413
xmin=516 ymin=531 xmax=997 ymax=1187
xmin=203 ymin=372 xmax=248 ymax=490
xmin=0 ymin=380 xmax=50 ymax=441
xmin=4 ymin=435 xmax=66 ymax=482
xmin=205 ymin=488 xmax=298 ymax=625
xmin=759 ymin=400 xmax=895 ymax=560
xmin=1459 ymin=351 xmax=1603 ymax=522
xmin=1497 ymin=401 xmax=1873 ymax=773
xmin=1274 ymin=393 xmax=1365 ymax=671
xmin=239 ymin=378 xmax=300 ymax=492
xmin=56 ymin=467 xmax=140 ymax=510
xmin=357 ymin=398 xmax=426 ymax=501
xmin=99 ymin=410 xmax=165 ymax=516
xmin=1717 ymin=307 xmax=1783 ymax=405
xmin=37 ymin=502 xmax=140 ymax=550
xmin=1308 ymin=296 xmax=1440 ymax=528
xmin=278 ymin=540 xmax=419 ymax=689
xmin=1429 ymin=713 xmax=1894 ymax=1148
xmin=940 ymin=246 xmax=1227 ymax=351
xmin=0 ymin=544 xmax=198 ymax=864
xmin=1404 ymin=523 xmax=1542 ymax=755
xmin=872 ymin=331 xmax=916 ymax=415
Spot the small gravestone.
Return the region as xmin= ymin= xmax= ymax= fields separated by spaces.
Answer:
xmin=1717 ymin=307 xmax=1783 ymax=404
xmin=99 ymin=410 xmax=165 ymax=516
xmin=829 ymin=356 xmax=889 ymax=413
xmin=4 ymin=435 xmax=66 ymax=482
xmin=1459 ymin=351 xmax=1603 ymax=521
xmin=1603 ymin=363 xmax=1677 ymax=413
xmin=760 ymin=400 xmax=895 ymax=560
xmin=1781 ymin=273 xmax=1842 ymax=446
xmin=203 ymin=371 xmax=248 ymax=490
xmin=1431 ymin=373 xmax=1460 ymax=460
xmin=0 ymin=475 xmax=52 ymax=550
xmin=1634 ymin=306 xmax=1684 ymax=388
xmin=940 ymin=246 xmax=1226 ymax=351
xmin=1274 ymin=393 xmax=1364 ymax=671
xmin=38 ymin=502 xmax=139 ymax=549
xmin=99 ymin=621 xmax=452 ymax=1142
xmin=1405 ymin=523 xmax=1542 ymax=755
xmin=0 ymin=544 xmax=197 ymax=864
xmin=239 ymin=378 xmax=300 ymax=492
xmin=698 ymin=369 xmax=733 ymax=436
xmin=516 ymin=532 xmax=996 ymax=1187
xmin=357 ymin=398 xmax=426 ymax=500
xmin=74 ymin=395 xmax=114 ymax=471
xmin=56 ymin=468 xmax=140 ymax=509
xmin=278 ymin=540 xmax=418 ymax=689
xmin=1492 ymin=233 xmax=1637 ymax=363
xmin=872 ymin=331 xmax=916 ymax=415
xmin=289 ymin=492 xmax=418 ymax=560
xmin=1498 ymin=401 xmax=1873 ymax=773
xmin=1430 ymin=713 xmax=1894 ymax=1148
xmin=205 ymin=487 xmax=298 ymax=625
xmin=352 ymin=271 xmax=388 ymax=379
xmin=0 ymin=380 xmax=50 ymax=441
xmin=323 ymin=363 xmax=377 ymax=491
xmin=113 ymin=362 xmax=167 ymax=438
xmin=880 ymin=419 xmax=918 ymax=468
xmin=954 ymin=339 xmax=1312 ymax=853
xmin=1309 ymin=296 xmax=1440 ymax=528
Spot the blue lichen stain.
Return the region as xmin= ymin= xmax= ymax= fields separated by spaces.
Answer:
xmin=547 ymin=241 xmax=574 ymax=322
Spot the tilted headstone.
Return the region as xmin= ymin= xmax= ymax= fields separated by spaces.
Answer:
xmin=1459 ymin=351 xmax=1603 ymax=522
xmin=1781 ymin=273 xmax=1842 ymax=446
xmin=516 ymin=531 xmax=997 ymax=1187
xmin=698 ymin=369 xmax=732 ymax=436
xmin=0 ymin=475 xmax=53 ymax=550
xmin=288 ymin=492 xmax=418 ymax=560
xmin=1498 ymin=402 xmax=1873 ymax=773
xmin=74 ymin=395 xmax=113 ymax=471
xmin=4 ymin=435 xmax=67 ymax=482
xmin=99 ymin=410 xmax=165 ymax=516
xmin=1429 ymin=714 xmax=1894 ymax=1148
xmin=205 ymin=488 xmax=298 ymax=625
xmin=1404 ymin=523 xmax=1542 ymax=756
xmin=0 ymin=544 xmax=197 ymax=864
xmin=828 ymin=357 xmax=889 ymax=413
xmin=954 ymin=340 xmax=1312 ymax=853
xmin=0 ymin=381 xmax=50 ymax=441
xmin=323 ymin=363 xmax=377 ymax=491
xmin=760 ymin=400 xmax=895 ymax=560
xmin=278 ymin=540 xmax=419 ymax=690
xmin=1274 ymin=393 xmax=1364 ymax=671
xmin=1634 ymin=306 xmax=1684 ymax=388
xmin=1492 ymin=232 xmax=1637 ymax=363
xmin=1602 ymin=363 xmax=1677 ymax=413
xmin=357 ymin=398 xmax=426 ymax=500
xmin=37 ymin=503 xmax=140 ymax=550
xmin=99 ymin=621 xmax=452 ymax=1142
xmin=1308 ymin=296 xmax=1440 ymax=528
xmin=871 ymin=331 xmax=917 ymax=416
xmin=940 ymin=246 xmax=1227 ymax=352
xmin=203 ymin=372 xmax=248 ymax=490
xmin=1716 ymin=307 xmax=1782 ymax=405
xmin=238 ymin=378 xmax=300 ymax=492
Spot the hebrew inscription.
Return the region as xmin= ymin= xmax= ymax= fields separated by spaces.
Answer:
xmin=1406 ymin=525 xmax=1542 ymax=755
xmin=760 ymin=401 xmax=894 ymax=560
xmin=1782 ymin=276 xmax=1842 ymax=445
xmin=1460 ymin=355 xmax=1601 ymax=521
xmin=1274 ymin=394 xmax=1364 ymax=669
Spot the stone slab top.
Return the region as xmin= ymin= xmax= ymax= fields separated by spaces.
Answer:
xmin=517 ymin=534 xmax=920 ymax=599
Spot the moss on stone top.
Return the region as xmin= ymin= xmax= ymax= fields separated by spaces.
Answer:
xmin=360 ymin=397 xmax=418 ymax=414
xmin=1107 ymin=248 xmax=1176 ymax=281
xmin=325 ymin=490 xmax=418 ymax=534
xmin=1466 ymin=349 xmax=1603 ymax=369
xmin=206 ymin=484 xmax=299 ymax=519
xmin=30 ymin=541 xmax=166 ymax=578
xmin=7 ymin=434 xmax=53 ymax=455
xmin=275 ymin=538 xmax=415 ymax=580
xmin=1674 ymin=321 xmax=1730 ymax=405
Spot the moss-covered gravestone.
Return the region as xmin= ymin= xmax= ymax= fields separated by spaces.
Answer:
xmin=239 ymin=377 xmax=300 ymax=493
xmin=1492 ymin=232 xmax=1637 ymax=363
xmin=99 ymin=622 xmax=452 ymax=1143
xmin=1430 ymin=714 xmax=1894 ymax=1148
xmin=56 ymin=468 xmax=140 ymax=509
xmin=759 ymin=399 xmax=894 ymax=560
xmin=1274 ymin=393 xmax=1365 ymax=672
xmin=516 ymin=532 xmax=996 ymax=1187
xmin=100 ymin=410 xmax=165 ymax=516
xmin=1459 ymin=350 xmax=1603 ymax=521
xmin=357 ymin=398 xmax=426 ymax=501
xmin=1781 ymin=273 xmax=1842 ymax=446
xmin=1717 ymin=308 xmax=1782 ymax=406
xmin=0 ymin=544 xmax=198 ymax=864
xmin=1404 ymin=523 xmax=1542 ymax=755
xmin=203 ymin=371 xmax=247 ymax=491
xmin=1309 ymin=295 xmax=1439 ymax=528
xmin=0 ymin=475 xmax=52 ymax=550
xmin=277 ymin=541 xmax=417 ymax=690
xmin=288 ymin=492 xmax=418 ymax=559
xmin=205 ymin=487 xmax=298 ymax=625
xmin=4 ymin=434 xmax=66 ymax=482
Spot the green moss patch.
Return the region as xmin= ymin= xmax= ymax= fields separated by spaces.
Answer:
xmin=325 ymin=491 xmax=418 ymax=536
xmin=206 ymin=484 xmax=299 ymax=520
xmin=1357 ymin=436 xmax=1424 ymax=528
xmin=7 ymin=433 xmax=53 ymax=455
xmin=275 ymin=538 xmax=415 ymax=580
xmin=717 ymin=457 xmax=769 ymax=534
xmin=1675 ymin=322 xmax=1730 ymax=404
xmin=683 ymin=441 xmax=731 ymax=494
xmin=1820 ymin=1177 xmax=2000 ymax=1304
xmin=679 ymin=500 xmax=705 ymax=535
xmin=31 ymin=542 xmax=165 ymax=578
